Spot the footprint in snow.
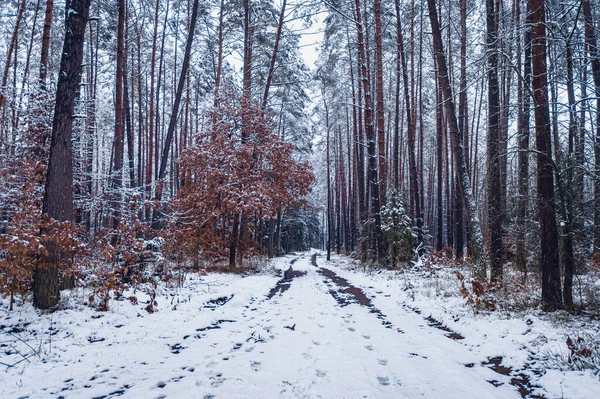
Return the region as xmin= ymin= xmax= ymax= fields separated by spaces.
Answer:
xmin=210 ymin=372 xmax=225 ymax=387
xmin=316 ymin=370 xmax=327 ymax=377
xmin=250 ymin=361 xmax=261 ymax=372
xmin=317 ymin=323 xmax=325 ymax=328
xmin=362 ymin=335 xmax=371 ymax=339
xmin=377 ymin=376 xmax=390 ymax=386
xmin=302 ymin=352 xmax=312 ymax=359
xmin=378 ymin=359 xmax=388 ymax=366
xmin=348 ymin=327 xmax=356 ymax=332
xmin=365 ymin=345 xmax=374 ymax=351
xmin=312 ymin=340 xmax=321 ymax=346
xmin=233 ymin=343 xmax=243 ymax=350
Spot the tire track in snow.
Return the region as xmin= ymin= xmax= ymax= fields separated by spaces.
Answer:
xmin=312 ymin=256 xmax=403 ymax=334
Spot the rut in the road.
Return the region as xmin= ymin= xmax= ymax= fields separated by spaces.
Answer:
xmin=313 ymin=257 xmax=402 ymax=333
xmin=266 ymin=257 xmax=307 ymax=299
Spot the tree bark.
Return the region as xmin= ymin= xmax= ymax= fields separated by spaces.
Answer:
xmin=486 ymin=0 xmax=503 ymax=284
xmin=396 ymin=0 xmax=422 ymax=250
xmin=110 ymin=0 xmax=126 ymax=229
xmin=374 ymin=0 xmax=386 ymax=202
xmin=353 ymin=0 xmax=383 ymax=263
xmin=456 ymin=0 xmax=468 ymax=259
xmin=0 ymin=0 xmax=26 ymax=112
xmin=213 ymin=0 xmax=225 ymax=103
xmin=153 ymin=0 xmax=200 ymax=227
xmin=34 ymin=0 xmax=90 ymax=309
xmin=516 ymin=2 xmax=531 ymax=279
xmin=262 ymin=0 xmax=287 ymax=109
xmin=583 ymin=0 xmax=600 ymax=254
xmin=530 ymin=0 xmax=562 ymax=311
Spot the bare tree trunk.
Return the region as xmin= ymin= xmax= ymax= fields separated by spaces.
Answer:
xmin=374 ymin=0 xmax=386 ymax=203
xmin=262 ymin=0 xmax=287 ymax=109
xmin=34 ymin=0 xmax=90 ymax=309
xmin=354 ymin=0 xmax=383 ymax=263
xmin=348 ymin=33 xmax=366 ymax=260
xmin=530 ymin=0 xmax=562 ymax=311
xmin=40 ymin=0 xmax=54 ymax=86
xmin=235 ymin=0 xmax=255 ymax=267
xmin=0 ymin=0 xmax=26 ymax=115
xmin=583 ymin=0 xmax=600 ymax=255
xmin=456 ymin=0 xmax=468 ymax=259
xmin=562 ymin=32 xmax=577 ymax=311
xmin=153 ymin=0 xmax=200 ymax=226
xmin=213 ymin=0 xmax=225 ymax=103
xmin=486 ymin=0 xmax=503 ymax=284
xmin=427 ymin=0 xmax=486 ymax=280
xmin=124 ymin=2 xmax=135 ymax=189
xmin=516 ymin=1 xmax=531 ymax=279
xmin=435 ymin=67 xmax=443 ymax=252
xmin=396 ymin=0 xmax=422 ymax=250
xmin=146 ymin=0 xmax=160 ymax=221
xmin=242 ymin=0 xmax=253 ymax=100
xmin=135 ymin=20 xmax=144 ymax=190
xmin=110 ymin=0 xmax=126 ymax=229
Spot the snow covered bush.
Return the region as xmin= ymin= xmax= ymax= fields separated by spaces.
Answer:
xmin=380 ymin=190 xmax=414 ymax=267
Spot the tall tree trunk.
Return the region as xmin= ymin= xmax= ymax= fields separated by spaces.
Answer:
xmin=560 ymin=4 xmax=582 ymax=310
xmin=153 ymin=0 xmax=200 ymax=226
xmin=354 ymin=0 xmax=383 ymax=263
xmin=34 ymin=0 xmax=90 ymax=310
xmin=562 ymin=33 xmax=577 ymax=311
xmin=0 ymin=0 xmax=26 ymax=115
xmin=337 ymin=125 xmax=348 ymax=253
xmin=530 ymin=0 xmax=562 ymax=311
xmin=516 ymin=1 xmax=531 ymax=279
xmin=396 ymin=0 xmax=422 ymax=250
xmin=456 ymin=0 xmax=468 ymax=259
xmin=583 ymin=0 xmax=600 ymax=255
xmin=146 ymin=0 xmax=160 ymax=221
xmin=213 ymin=0 xmax=225 ymax=103
xmin=374 ymin=0 xmax=386 ymax=203
xmin=427 ymin=0 xmax=486 ymax=280
xmin=262 ymin=0 xmax=287 ymax=109
xmin=325 ymin=94 xmax=332 ymax=261
xmin=576 ymin=49 xmax=587 ymax=212
xmin=135 ymin=20 xmax=143 ymax=190
xmin=39 ymin=0 xmax=54 ymax=87
xmin=435 ymin=68 xmax=443 ymax=252
xmin=124 ymin=2 xmax=135 ymax=189
xmin=111 ymin=0 xmax=126 ymax=229
xmin=486 ymin=0 xmax=503 ymax=284
xmin=236 ymin=0 xmax=255 ymax=267
xmin=348 ymin=35 xmax=366 ymax=261
xmin=242 ymin=0 xmax=253 ymax=100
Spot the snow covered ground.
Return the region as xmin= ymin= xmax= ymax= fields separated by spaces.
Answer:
xmin=1 ymin=251 xmax=599 ymax=398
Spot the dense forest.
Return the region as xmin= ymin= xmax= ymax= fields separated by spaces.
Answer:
xmin=1 ymin=0 xmax=600 ymax=316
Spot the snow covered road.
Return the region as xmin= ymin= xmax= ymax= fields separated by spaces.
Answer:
xmin=2 ymin=252 xmax=598 ymax=398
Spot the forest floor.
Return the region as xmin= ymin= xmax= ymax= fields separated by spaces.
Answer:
xmin=1 ymin=251 xmax=600 ymax=398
